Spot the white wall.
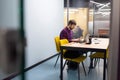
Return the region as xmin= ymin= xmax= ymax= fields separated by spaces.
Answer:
xmin=25 ymin=0 xmax=64 ymax=67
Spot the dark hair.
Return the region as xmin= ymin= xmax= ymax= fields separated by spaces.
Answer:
xmin=68 ymin=20 xmax=76 ymax=25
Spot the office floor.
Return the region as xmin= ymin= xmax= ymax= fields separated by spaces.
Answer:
xmin=0 ymin=69 xmax=7 ymax=80
xmin=12 ymin=52 xmax=106 ymax=80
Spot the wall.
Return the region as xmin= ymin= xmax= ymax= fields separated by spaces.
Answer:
xmin=108 ymin=0 xmax=120 ymax=80
xmin=64 ymin=0 xmax=89 ymax=8
xmin=25 ymin=0 xmax=64 ymax=67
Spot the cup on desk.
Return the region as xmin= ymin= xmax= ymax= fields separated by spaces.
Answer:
xmin=86 ymin=37 xmax=92 ymax=44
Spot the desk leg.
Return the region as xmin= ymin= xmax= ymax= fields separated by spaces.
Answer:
xmin=103 ymin=51 xmax=106 ymax=80
xmin=89 ymin=58 xmax=94 ymax=68
xmin=89 ymin=52 xmax=94 ymax=68
xmin=88 ymin=52 xmax=94 ymax=74
xmin=60 ymin=51 xmax=63 ymax=80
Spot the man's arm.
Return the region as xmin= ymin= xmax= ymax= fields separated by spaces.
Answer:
xmin=71 ymin=38 xmax=80 ymax=42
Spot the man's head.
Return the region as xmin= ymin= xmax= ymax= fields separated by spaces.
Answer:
xmin=67 ymin=20 xmax=76 ymax=30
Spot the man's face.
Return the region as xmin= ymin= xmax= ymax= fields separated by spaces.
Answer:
xmin=69 ymin=24 xmax=76 ymax=30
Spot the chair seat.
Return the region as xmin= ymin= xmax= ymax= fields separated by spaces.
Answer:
xmin=64 ymin=56 xmax=87 ymax=63
xmin=89 ymin=52 xmax=108 ymax=59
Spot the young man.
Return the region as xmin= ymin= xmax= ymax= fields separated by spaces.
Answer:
xmin=60 ymin=20 xmax=80 ymax=42
xmin=60 ymin=20 xmax=82 ymax=69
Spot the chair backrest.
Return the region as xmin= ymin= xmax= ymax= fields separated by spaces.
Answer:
xmin=59 ymin=39 xmax=69 ymax=53
xmin=60 ymin=39 xmax=69 ymax=46
xmin=54 ymin=36 xmax=61 ymax=53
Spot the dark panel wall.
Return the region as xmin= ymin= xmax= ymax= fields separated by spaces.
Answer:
xmin=64 ymin=0 xmax=89 ymax=8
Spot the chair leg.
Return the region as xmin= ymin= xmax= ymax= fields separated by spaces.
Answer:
xmin=89 ymin=58 xmax=94 ymax=68
xmin=78 ymin=64 xmax=80 ymax=80
xmin=88 ymin=58 xmax=94 ymax=74
xmin=54 ymin=54 xmax=60 ymax=67
xmin=82 ymin=62 xmax=86 ymax=76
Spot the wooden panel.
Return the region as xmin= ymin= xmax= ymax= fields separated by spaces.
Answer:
xmin=98 ymin=29 xmax=109 ymax=37
xmin=64 ymin=8 xmax=88 ymax=37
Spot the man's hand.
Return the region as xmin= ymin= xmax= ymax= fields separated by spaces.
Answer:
xmin=71 ymin=38 xmax=80 ymax=42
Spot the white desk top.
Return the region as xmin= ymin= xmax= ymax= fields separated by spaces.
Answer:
xmin=61 ymin=38 xmax=109 ymax=50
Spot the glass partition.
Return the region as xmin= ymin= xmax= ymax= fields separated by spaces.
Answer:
xmin=64 ymin=0 xmax=89 ymax=37
xmin=0 ymin=0 xmax=25 ymax=80
xmin=64 ymin=0 xmax=111 ymax=38
xmin=88 ymin=0 xmax=111 ymax=37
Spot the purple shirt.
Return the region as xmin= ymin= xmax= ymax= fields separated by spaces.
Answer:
xmin=60 ymin=27 xmax=73 ymax=42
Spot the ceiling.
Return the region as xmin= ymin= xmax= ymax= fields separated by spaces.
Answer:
xmin=64 ymin=0 xmax=111 ymax=8
xmin=93 ymin=0 xmax=110 ymax=3
xmin=64 ymin=0 xmax=111 ymax=17
xmin=64 ymin=0 xmax=89 ymax=8
xmin=90 ymin=0 xmax=111 ymax=11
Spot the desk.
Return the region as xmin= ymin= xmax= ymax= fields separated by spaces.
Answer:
xmin=60 ymin=38 xmax=109 ymax=80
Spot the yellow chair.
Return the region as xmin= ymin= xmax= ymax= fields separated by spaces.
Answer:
xmin=54 ymin=36 xmax=74 ymax=67
xmin=60 ymin=39 xmax=87 ymax=80
xmin=54 ymin=36 xmax=61 ymax=67
xmin=88 ymin=48 xmax=109 ymax=73
xmin=90 ymin=51 xmax=109 ymax=59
